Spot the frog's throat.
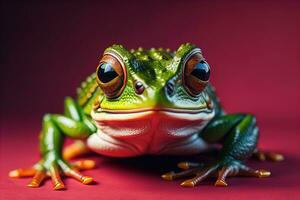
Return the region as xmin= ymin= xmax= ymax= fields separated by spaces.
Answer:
xmin=91 ymin=108 xmax=215 ymax=121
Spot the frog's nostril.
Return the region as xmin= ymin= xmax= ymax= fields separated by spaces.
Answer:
xmin=166 ymin=82 xmax=175 ymax=96
xmin=135 ymin=81 xmax=145 ymax=95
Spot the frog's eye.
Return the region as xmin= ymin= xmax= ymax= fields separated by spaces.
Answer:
xmin=183 ymin=52 xmax=210 ymax=96
xmin=96 ymin=53 xmax=126 ymax=98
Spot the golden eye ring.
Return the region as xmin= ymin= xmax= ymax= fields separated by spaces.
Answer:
xmin=96 ymin=52 xmax=127 ymax=99
xmin=182 ymin=48 xmax=210 ymax=96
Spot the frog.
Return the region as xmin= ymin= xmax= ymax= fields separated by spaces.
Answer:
xmin=9 ymin=43 xmax=284 ymax=190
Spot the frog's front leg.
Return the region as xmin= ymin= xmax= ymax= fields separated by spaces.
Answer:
xmin=9 ymin=97 xmax=97 ymax=190
xmin=162 ymin=114 xmax=271 ymax=187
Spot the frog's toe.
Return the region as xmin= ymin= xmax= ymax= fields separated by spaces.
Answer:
xmin=72 ymin=159 xmax=96 ymax=170
xmin=9 ymin=168 xmax=37 ymax=178
xmin=214 ymin=163 xmax=244 ymax=187
xmin=252 ymin=150 xmax=284 ymax=162
xmin=64 ymin=167 xmax=94 ymax=185
xmin=9 ymin=159 xmax=95 ymax=190
xmin=214 ymin=166 xmax=232 ymax=186
xmin=162 ymin=160 xmax=272 ymax=187
xmin=162 ymin=163 xmax=218 ymax=187
xmin=214 ymin=163 xmax=271 ymax=187
xmin=63 ymin=140 xmax=90 ymax=161
xmin=48 ymin=164 xmax=66 ymax=190
xmin=9 ymin=168 xmax=48 ymax=188
xmin=46 ymin=160 xmax=94 ymax=190
xmin=161 ymin=167 xmax=200 ymax=181
xmin=237 ymin=165 xmax=271 ymax=178
xmin=180 ymin=165 xmax=218 ymax=187
xmin=177 ymin=161 xmax=204 ymax=170
xmin=58 ymin=160 xmax=94 ymax=186
xmin=27 ymin=170 xmax=47 ymax=188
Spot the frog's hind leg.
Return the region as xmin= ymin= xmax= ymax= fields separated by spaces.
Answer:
xmin=251 ymin=148 xmax=284 ymax=162
xmin=63 ymin=140 xmax=90 ymax=161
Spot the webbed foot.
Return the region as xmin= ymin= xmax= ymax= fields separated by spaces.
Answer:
xmin=162 ymin=160 xmax=270 ymax=187
xmin=9 ymin=159 xmax=95 ymax=190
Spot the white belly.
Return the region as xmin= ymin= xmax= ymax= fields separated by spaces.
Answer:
xmin=87 ymin=109 xmax=215 ymax=157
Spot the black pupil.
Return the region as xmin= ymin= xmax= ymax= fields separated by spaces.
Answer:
xmin=191 ymin=61 xmax=210 ymax=81
xmin=98 ymin=63 xmax=118 ymax=83
xmin=135 ymin=81 xmax=144 ymax=94
xmin=136 ymin=82 xmax=143 ymax=89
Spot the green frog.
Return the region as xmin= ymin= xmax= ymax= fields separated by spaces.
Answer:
xmin=9 ymin=43 xmax=283 ymax=190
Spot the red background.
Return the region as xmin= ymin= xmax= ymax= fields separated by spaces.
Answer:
xmin=1 ymin=1 xmax=300 ymax=199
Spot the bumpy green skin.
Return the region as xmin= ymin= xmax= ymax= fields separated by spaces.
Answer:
xmin=37 ymin=43 xmax=258 ymax=178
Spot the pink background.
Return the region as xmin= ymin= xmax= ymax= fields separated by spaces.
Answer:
xmin=1 ymin=1 xmax=300 ymax=199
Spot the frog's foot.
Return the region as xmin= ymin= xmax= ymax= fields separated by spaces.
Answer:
xmin=252 ymin=149 xmax=284 ymax=162
xmin=162 ymin=160 xmax=270 ymax=187
xmin=63 ymin=140 xmax=90 ymax=161
xmin=9 ymin=159 xmax=96 ymax=190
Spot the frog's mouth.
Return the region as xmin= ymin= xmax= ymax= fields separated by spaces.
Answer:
xmin=89 ymin=107 xmax=215 ymax=157
xmin=91 ymin=107 xmax=215 ymax=122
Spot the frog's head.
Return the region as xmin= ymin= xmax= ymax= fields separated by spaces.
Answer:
xmin=92 ymin=43 xmax=215 ymax=137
